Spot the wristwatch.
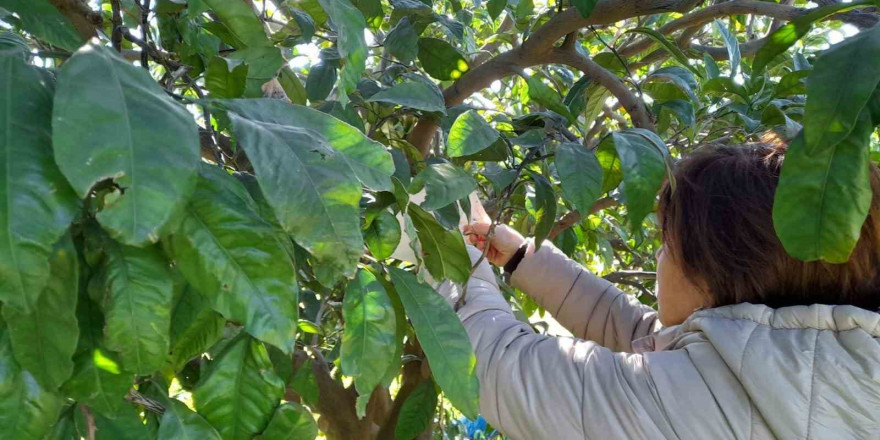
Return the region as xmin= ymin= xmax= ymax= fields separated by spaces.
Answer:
xmin=503 ymin=242 xmax=529 ymax=276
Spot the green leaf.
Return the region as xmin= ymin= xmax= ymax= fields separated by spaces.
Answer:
xmin=564 ymin=75 xmax=591 ymax=117
xmin=291 ymin=359 xmax=320 ymax=407
xmin=407 ymin=204 xmax=471 ymax=283
xmin=223 ymin=99 xmax=394 ymax=190
xmin=387 ymin=267 xmax=479 ymax=418
xmin=223 ymin=100 xmax=383 ymax=280
xmin=62 ymin=291 xmax=133 ymax=416
xmin=205 ymin=56 xmax=249 ymax=98
xmin=0 ymin=0 xmax=83 ymax=51
xmin=410 ymin=162 xmax=476 ymax=210
xmin=168 ymin=284 xmax=225 ymax=370
xmin=611 ymin=130 xmax=668 ymax=230
xmin=583 ymin=83 xmax=611 ymax=124
xmin=53 ymin=42 xmax=200 ymax=246
xmin=226 ymin=46 xmax=285 ymax=97
xmin=774 ymin=112 xmax=874 ymax=263
xmin=202 ymin=0 xmax=272 ymax=48
xmin=447 ymin=110 xmax=500 ymax=157
xmin=90 ymin=404 xmax=151 ymax=440
xmin=703 ymin=52 xmax=720 ymax=79
xmin=712 ymin=20 xmax=740 ymax=76
xmin=514 ymin=0 xmax=533 ymax=20
xmin=341 ymin=269 xmax=397 ymax=416
xmin=487 ymin=0 xmax=506 ymax=21
xmin=571 ymin=0 xmax=598 ymax=19
xmin=386 ymin=17 xmax=420 ymax=63
xmin=528 ymin=170 xmax=557 ymax=249
xmin=0 ymin=55 xmax=78 ymax=313
xmin=418 ymin=38 xmax=469 ymax=81
xmin=775 ymin=70 xmax=810 ymax=97
xmin=2 ymin=234 xmax=78 ymax=391
xmin=42 ymin=405 xmax=77 ymax=440
xmin=261 ymin=402 xmax=318 ymax=440
xmin=0 ymin=32 xmax=30 ymax=58
xmin=62 ymin=348 xmax=132 ymax=415
xmin=163 ymin=165 xmax=299 ymax=353
xmin=556 ymin=143 xmax=603 ymax=217
xmin=306 ymin=61 xmax=337 ymax=101
xmin=368 ymin=80 xmax=446 ymax=113
xmin=278 ymin=67 xmax=308 ymax=105
xmin=364 ymin=210 xmax=402 ymax=260
xmin=525 ymin=75 xmax=575 ymax=122
xmin=802 ymin=24 xmax=880 ymax=155
xmin=390 ymin=0 xmax=433 ymax=15
xmin=644 ymin=66 xmax=698 ymax=103
xmin=761 ymin=103 xmax=801 ymax=140
xmin=158 ymin=399 xmax=222 ymax=440
xmin=703 ymin=76 xmax=749 ymax=102
xmin=752 ymin=0 xmax=877 ymax=75
xmin=318 ymin=0 xmax=367 ymax=103
xmin=194 ymin=334 xmax=285 ymax=440
xmin=625 ymin=28 xmax=702 ymax=78
xmin=102 ymin=241 xmax=173 ymax=374
xmin=595 ymin=135 xmax=622 ymax=194
xmin=394 ymin=379 xmax=437 ymax=440
xmin=0 ymin=329 xmax=64 ymax=440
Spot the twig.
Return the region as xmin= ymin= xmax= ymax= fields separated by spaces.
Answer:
xmin=186 ymin=78 xmax=225 ymax=165
xmin=455 ymin=147 xmax=540 ymax=310
xmin=125 ymin=388 xmax=166 ymax=415
xmin=110 ymin=0 xmax=123 ymax=52
xmin=80 ymin=405 xmax=97 ymax=440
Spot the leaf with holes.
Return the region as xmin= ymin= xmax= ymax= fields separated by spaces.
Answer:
xmin=52 ymin=43 xmax=199 ymax=246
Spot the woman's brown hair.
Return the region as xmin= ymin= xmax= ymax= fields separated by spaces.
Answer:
xmin=657 ymin=142 xmax=880 ymax=311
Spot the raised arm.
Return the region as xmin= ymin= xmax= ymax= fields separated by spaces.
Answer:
xmin=436 ymin=247 xmax=676 ymax=439
xmin=510 ymin=239 xmax=659 ymax=352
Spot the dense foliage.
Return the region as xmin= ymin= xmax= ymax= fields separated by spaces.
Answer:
xmin=0 ymin=0 xmax=878 ymax=439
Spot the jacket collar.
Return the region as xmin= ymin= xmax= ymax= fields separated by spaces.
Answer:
xmin=631 ymin=303 xmax=880 ymax=354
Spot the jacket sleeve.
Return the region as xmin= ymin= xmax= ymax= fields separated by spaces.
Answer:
xmin=510 ymin=239 xmax=659 ymax=352
xmin=437 ymin=247 xmax=677 ymax=440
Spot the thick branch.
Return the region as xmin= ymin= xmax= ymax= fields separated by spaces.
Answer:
xmin=408 ymin=0 xmax=708 ymax=155
xmin=547 ymin=47 xmax=654 ymax=131
xmin=375 ymin=341 xmax=431 ymax=440
xmin=619 ymin=0 xmax=807 ymax=57
xmin=47 ymin=0 xmax=102 ymax=42
xmin=293 ymin=349 xmax=370 ymax=440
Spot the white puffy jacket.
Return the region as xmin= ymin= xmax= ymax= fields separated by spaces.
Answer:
xmin=438 ymin=242 xmax=880 ymax=440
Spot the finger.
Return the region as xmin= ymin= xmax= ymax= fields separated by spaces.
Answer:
xmin=467 ymin=222 xmax=491 ymax=236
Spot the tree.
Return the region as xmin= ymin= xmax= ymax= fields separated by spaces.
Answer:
xmin=0 ymin=0 xmax=878 ymax=439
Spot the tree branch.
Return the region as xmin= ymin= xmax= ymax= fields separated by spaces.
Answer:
xmin=547 ymin=47 xmax=655 ymax=131
xmin=548 ymin=197 xmax=618 ymax=240
xmin=408 ymin=0 xmax=709 ymax=156
xmin=375 ymin=340 xmax=431 ymax=440
xmin=47 ymin=0 xmax=102 ymax=42
xmin=618 ymin=0 xmax=807 ymax=58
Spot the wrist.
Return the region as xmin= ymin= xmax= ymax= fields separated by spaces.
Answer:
xmin=503 ymin=241 xmax=529 ymax=275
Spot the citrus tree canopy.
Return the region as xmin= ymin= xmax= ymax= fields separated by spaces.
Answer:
xmin=0 ymin=0 xmax=878 ymax=439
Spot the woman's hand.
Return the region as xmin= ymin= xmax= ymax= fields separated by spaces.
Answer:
xmin=463 ymin=222 xmax=526 ymax=267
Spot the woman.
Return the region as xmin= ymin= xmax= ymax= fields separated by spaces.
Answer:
xmin=448 ymin=143 xmax=880 ymax=440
